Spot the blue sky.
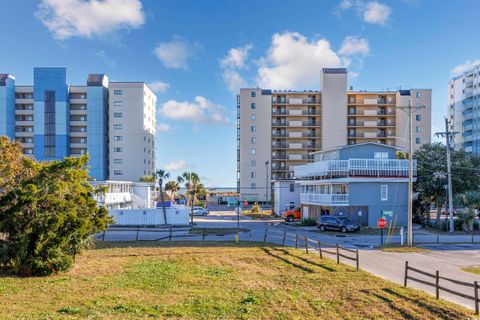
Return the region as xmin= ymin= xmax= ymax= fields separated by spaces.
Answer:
xmin=1 ymin=0 xmax=479 ymax=187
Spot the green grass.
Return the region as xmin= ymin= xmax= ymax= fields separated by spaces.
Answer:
xmin=0 ymin=241 xmax=473 ymax=319
xmin=461 ymin=266 xmax=480 ymax=275
xmin=381 ymin=246 xmax=431 ymax=253
xmin=189 ymin=227 xmax=250 ymax=236
xmin=242 ymin=211 xmax=278 ymax=220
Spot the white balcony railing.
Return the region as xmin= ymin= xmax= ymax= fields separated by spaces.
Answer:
xmin=294 ymin=159 xmax=416 ymax=178
xmin=300 ymin=193 xmax=349 ymax=206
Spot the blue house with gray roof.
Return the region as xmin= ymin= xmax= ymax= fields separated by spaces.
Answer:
xmin=293 ymin=142 xmax=416 ymax=227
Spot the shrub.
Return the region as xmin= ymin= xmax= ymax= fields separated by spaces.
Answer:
xmin=251 ymin=205 xmax=261 ymax=213
xmin=300 ymin=218 xmax=317 ymax=226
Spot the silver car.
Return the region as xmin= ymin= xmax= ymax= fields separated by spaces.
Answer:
xmin=192 ymin=206 xmax=209 ymax=216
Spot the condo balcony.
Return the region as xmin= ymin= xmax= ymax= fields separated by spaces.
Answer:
xmin=300 ymin=192 xmax=349 ymax=206
xmin=294 ymin=158 xmax=416 ymax=179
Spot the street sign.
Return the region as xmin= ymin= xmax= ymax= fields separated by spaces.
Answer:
xmin=382 ymin=210 xmax=393 ymax=217
xmin=243 ymin=201 xmax=248 ymax=207
xmin=377 ymin=218 xmax=387 ymax=229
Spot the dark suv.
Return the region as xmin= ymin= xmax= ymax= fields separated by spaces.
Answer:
xmin=317 ymin=216 xmax=360 ymax=233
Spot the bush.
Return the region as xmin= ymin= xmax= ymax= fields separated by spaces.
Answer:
xmin=251 ymin=205 xmax=261 ymax=213
xmin=0 ymin=150 xmax=111 ymax=276
xmin=194 ymin=201 xmax=204 ymax=208
xmin=300 ymin=218 xmax=317 ymax=226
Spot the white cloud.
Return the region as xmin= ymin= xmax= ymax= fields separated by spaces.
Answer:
xmin=221 ymin=44 xmax=252 ymax=69
xmin=154 ymin=38 xmax=200 ymax=69
xmin=164 ymin=160 xmax=187 ymax=171
xmin=35 ymin=0 xmax=145 ymax=40
xmin=257 ymin=32 xmax=342 ymax=89
xmin=160 ymin=96 xmax=229 ymax=125
xmin=148 ymin=81 xmax=170 ymax=93
xmin=220 ymin=44 xmax=252 ymax=94
xmin=336 ymin=1 xmax=391 ymax=26
xmin=451 ymin=60 xmax=480 ymax=76
xmin=339 ymin=36 xmax=370 ymax=57
xmin=96 ymin=50 xmax=116 ymax=67
xmin=363 ymin=2 xmax=391 ymax=25
xmin=157 ymin=123 xmax=171 ymax=132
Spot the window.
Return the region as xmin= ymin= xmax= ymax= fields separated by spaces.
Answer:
xmin=114 ymin=101 xmax=123 ymax=107
xmin=114 ymin=136 xmax=123 ymax=141
xmin=289 ymin=183 xmax=295 ymax=192
xmin=416 ymin=137 xmax=421 ymax=144
xmin=114 ymin=124 xmax=123 ymax=130
xmin=114 ymin=159 xmax=123 ymax=164
xmin=416 ymin=91 xmax=422 ymax=98
xmin=114 ymin=112 xmax=122 ymax=118
xmin=251 ymin=160 xmax=256 ymax=166
xmin=381 ymin=185 xmax=388 ymax=201
xmin=251 ymin=183 xmax=256 ymax=189
xmin=416 ymin=114 xmax=421 ymax=121
xmin=251 ymin=126 xmax=256 ymax=132
xmin=251 ymin=103 xmax=256 ymax=109
xmin=114 ymin=147 xmax=123 ymax=152
xmin=416 ymin=126 xmax=421 ymax=133
xmin=251 ymin=91 xmax=256 ymax=97
xmin=374 ymin=152 xmax=388 ymax=159
xmin=251 ymin=148 xmax=256 ymax=155
xmin=113 ymin=90 xmax=123 ymax=95
xmin=251 ymin=114 xmax=256 ymax=120
xmin=251 ymin=172 xmax=256 ymax=178
xmin=251 ymin=137 xmax=256 ymax=144
xmin=114 ymin=170 xmax=123 ymax=175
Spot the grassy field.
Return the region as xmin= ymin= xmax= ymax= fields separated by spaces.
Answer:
xmin=0 ymin=241 xmax=473 ymax=319
xmin=461 ymin=266 xmax=480 ymax=275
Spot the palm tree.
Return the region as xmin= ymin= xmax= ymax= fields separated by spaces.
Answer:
xmin=178 ymin=172 xmax=200 ymax=225
xmin=165 ymin=180 xmax=180 ymax=202
xmin=154 ymin=169 xmax=170 ymax=225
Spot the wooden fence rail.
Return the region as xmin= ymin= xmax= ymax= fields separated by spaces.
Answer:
xmin=404 ymin=261 xmax=479 ymax=314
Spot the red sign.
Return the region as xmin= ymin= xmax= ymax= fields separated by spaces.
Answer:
xmin=243 ymin=201 xmax=248 ymax=207
xmin=377 ymin=218 xmax=387 ymax=229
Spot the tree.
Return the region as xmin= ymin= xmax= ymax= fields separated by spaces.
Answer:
xmin=414 ymin=143 xmax=480 ymax=226
xmin=0 ymin=143 xmax=111 ymax=276
xmin=456 ymin=191 xmax=480 ymax=232
xmin=178 ymin=172 xmax=200 ymax=225
xmin=139 ymin=175 xmax=156 ymax=182
xmin=165 ymin=180 xmax=180 ymax=201
xmin=154 ymin=169 xmax=170 ymax=225
xmin=0 ymin=137 xmax=34 ymax=195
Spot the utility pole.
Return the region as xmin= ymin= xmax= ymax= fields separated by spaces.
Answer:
xmin=265 ymin=160 xmax=269 ymax=205
xmin=435 ymin=118 xmax=458 ymax=233
xmin=398 ymin=99 xmax=425 ymax=246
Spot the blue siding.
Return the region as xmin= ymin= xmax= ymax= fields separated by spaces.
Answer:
xmin=0 ymin=77 xmax=15 ymax=139
xmin=87 ymin=86 xmax=108 ymax=180
xmin=33 ymin=68 xmax=69 ymax=160
xmin=339 ymin=143 xmax=397 ymax=160
xmin=348 ymin=182 xmax=408 ymax=226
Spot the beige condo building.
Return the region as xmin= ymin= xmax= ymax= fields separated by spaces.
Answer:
xmin=237 ymin=68 xmax=431 ymax=202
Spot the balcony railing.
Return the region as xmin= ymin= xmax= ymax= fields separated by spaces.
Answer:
xmin=300 ymin=193 xmax=349 ymax=206
xmin=294 ymin=159 xmax=416 ymax=178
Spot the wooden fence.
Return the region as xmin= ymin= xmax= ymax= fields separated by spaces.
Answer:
xmin=404 ymin=261 xmax=479 ymax=314
xmin=263 ymin=228 xmax=360 ymax=270
xmin=99 ymin=226 xmax=231 ymax=242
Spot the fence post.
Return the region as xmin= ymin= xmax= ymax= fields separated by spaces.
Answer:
xmin=282 ymin=231 xmax=287 ymax=246
xmin=169 ymin=225 xmax=172 ymax=242
xmin=263 ymin=228 xmax=268 ymax=244
xmin=474 ymin=281 xmax=479 ymax=315
xmin=436 ymin=234 xmax=439 ymax=244
xmin=473 ymin=234 xmax=475 ymax=244
xmin=305 ymin=237 xmax=308 ymax=254
xmin=202 ymin=228 xmax=206 ymax=241
xmin=336 ymin=244 xmax=339 ymax=264
xmin=102 ymin=230 xmax=106 ymax=241
xmin=356 ymin=249 xmax=359 ymax=271
xmin=404 ymin=261 xmax=408 ymax=287
xmin=295 ymin=233 xmax=298 ymax=249
xmin=318 ymin=241 xmax=323 ymax=259
xmin=435 ymin=270 xmax=440 ymax=299
xmin=135 ymin=228 xmax=140 ymax=241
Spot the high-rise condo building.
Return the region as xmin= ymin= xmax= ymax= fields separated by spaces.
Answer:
xmin=237 ymin=68 xmax=431 ymax=202
xmin=0 ymin=67 xmax=156 ymax=182
xmin=448 ymin=63 xmax=480 ymax=153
